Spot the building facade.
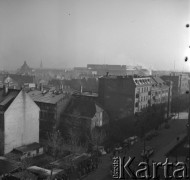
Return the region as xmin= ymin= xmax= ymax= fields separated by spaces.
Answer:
xmin=98 ymin=75 xmax=171 ymax=120
xmin=161 ymin=73 xmax=189 ymax=97
xmin=150 ymin=76 xmax=172 ymax=118
xmin=98 ymin=75 xmax=153 ymax=119
xmin=0 ymin=88 xmax=40 ymax=154
xmin=28 ymin=90 xmax=70 ymax=138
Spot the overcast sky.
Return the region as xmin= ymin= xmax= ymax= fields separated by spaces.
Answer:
xmin=0 ymin=0 xmax=189 ymax=71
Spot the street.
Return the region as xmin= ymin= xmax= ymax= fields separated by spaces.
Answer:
xmin=84 ymin=112 xmax=188 ymax=180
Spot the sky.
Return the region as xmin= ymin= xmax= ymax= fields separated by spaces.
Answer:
xmin=0 ymin=0 xmax=189 ymax=71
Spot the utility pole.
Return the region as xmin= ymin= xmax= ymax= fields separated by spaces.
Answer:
xmin=187 ymin=80 xmax=190 ymax=177
xmin=186 ymin=23 xmax=190 ymax=178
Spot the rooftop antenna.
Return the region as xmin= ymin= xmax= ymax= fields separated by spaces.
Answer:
xmin=40 ymin=59 xmax=43 ymax=69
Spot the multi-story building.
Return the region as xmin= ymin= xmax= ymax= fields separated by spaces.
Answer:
xmin=161 ymin=73 xmax=189 ymax=97
xmin=62 ymin=95 xmax=109 ymax=141
xmin=133 ymin=77 xmax=152 ymax=114
xmin=28 ymin=90 xmax=70 ymax=138
xmin=98 ymin=75 xmax=152 ymax=119
xmin=98 ymin=75 xmax=172 ymax=120
xmin=0 ymin=87 xmax=40 ymax=154
xmin=150 ymin=76 xmax=172 ymax=118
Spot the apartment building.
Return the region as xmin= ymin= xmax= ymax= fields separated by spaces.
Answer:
xmin=0 ymin=87 xmax=39 ymax=154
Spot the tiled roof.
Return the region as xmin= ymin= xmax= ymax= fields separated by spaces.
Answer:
xmin=28 ymin=90 xmax=64 ymax=104
xmin=152 ymin=76 xmax=169 ymax=89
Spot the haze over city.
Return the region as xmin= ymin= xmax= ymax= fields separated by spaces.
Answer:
xmin=0 ymin=0 xmax=189 ymax=71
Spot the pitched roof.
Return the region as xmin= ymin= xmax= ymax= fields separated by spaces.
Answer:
xmin=13 ymin=142 xmax=42 ymax=154
xmin=0 ymin=88 xmax=20 ymax=111
xmin=0 ymin=158 xmax=20 ymax=175
xmin=28 ymin=90 xmax=64 ymax=104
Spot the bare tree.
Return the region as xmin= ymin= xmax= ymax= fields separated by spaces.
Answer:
xmin=19 ymin=158 xmax=37 ymax=180
xmin=0 ymin=129 xmax=4 ymax=155
xmin=69 ymin=128 xmax=85 ymax=154
xmin=91 ymin=127 xmax=105 ymax=148
xmin=47 ymin=129 xmax=64 ymax=160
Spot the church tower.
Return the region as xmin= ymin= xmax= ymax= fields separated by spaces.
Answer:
xmin=40 ymin=60 xmax=43 ymax=69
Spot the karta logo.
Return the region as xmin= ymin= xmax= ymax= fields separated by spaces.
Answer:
xmin=112 ymin=156 xmax=190 ymax=179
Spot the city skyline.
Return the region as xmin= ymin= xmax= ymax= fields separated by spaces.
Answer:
xmin=0 ymin=0 xmax=189 ymax=71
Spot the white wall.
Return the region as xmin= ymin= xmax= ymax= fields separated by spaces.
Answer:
xmin=4 ymin=90 xmax=40 ymax=154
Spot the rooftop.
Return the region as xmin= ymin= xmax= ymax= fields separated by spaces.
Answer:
xmin=0 ymin=158 xmax=20 ymax=175
xmin=27 ymin=166 xmax=63 ymax=177
xmin=28 ymin=90 xmax=65 ymax=104
xmin=13 ymin=142 xmax=42 ymax=154
xmin=0 ymin=88 xmax=20 ymax=111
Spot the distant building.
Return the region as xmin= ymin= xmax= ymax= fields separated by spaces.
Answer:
xmin=0 ymin=74 xmax=35 ymax=89
xmin=17 ymin=61 xmax=33 ymax=75
xmin=126 ymin=66 xmax=152 ymax=76
xmin=28 ymin=90 xmax=71 ymax=138
xmin=87 ymin=64 xmax=127 ymax=76
xmin=0 ymin=87 xmax=40 ymax=155
xmin=161 ymin=73 xmax=189 ymax=97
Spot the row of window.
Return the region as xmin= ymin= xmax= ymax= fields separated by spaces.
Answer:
xmin=135 ymin=101 xmax=150 ymax=108
xmin=140 ymin=95 xmax=149 ymax=102
xmin=137 ymin=86 xmax=150 ymax=93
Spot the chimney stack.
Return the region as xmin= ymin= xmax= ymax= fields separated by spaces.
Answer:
xmin=3 ymin=84 xmax=8 ymax=95
xmin=40 ymin=83 xmax=43 ymax=92
xmin=80 ymin=85 xmax=83 ymax=93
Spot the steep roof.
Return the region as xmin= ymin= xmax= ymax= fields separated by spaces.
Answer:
xmin=0 ymin=88 xmax=20 ymax=111
xmin=152 ymin=76 xmax=168 ymax=89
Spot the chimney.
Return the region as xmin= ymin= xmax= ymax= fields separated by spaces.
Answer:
xmin=106 ymin=72 xmax=109 ymax=76
xmin=80 ymin=85 xmax=83 ymax=93
xmin=3 ymin=85 xmax=8 ymax=94
xmin=40 ymin=83 xmax=43 ymax=92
